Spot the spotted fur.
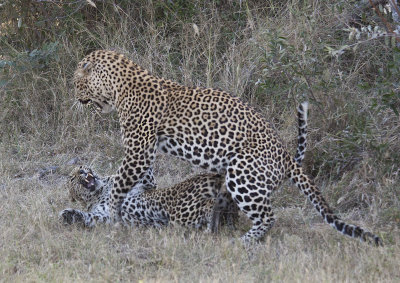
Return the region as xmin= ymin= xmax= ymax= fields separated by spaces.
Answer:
xmin=59 ymin=166 xmax=238 ymax=231
xmin=73 ymin=50 xmax=381 ymax=245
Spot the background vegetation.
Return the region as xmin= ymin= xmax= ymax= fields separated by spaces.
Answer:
xmin=1 ymin=0 xmax=399 ymax=281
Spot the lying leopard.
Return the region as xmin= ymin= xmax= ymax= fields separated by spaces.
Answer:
xmin=60 ymin=166 xmax=238 ymax=231
xmin=73 ymin=50 xmax=381 ymax=245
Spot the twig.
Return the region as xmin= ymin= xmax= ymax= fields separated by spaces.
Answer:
xmin=369 ymin=0 xmax=400 ymax=43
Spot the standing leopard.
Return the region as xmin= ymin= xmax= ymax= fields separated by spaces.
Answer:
xmin=61 ymin=99 xmax=307 ymax=231
xmin=60 ymin=166 xmax=238 ymax=231
xmin=73 ymin=50 xmax=381 ymax=245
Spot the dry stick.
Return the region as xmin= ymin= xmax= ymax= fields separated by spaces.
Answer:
xmin=368 ymin=0 xmax=400 ymax=43
xmin=390 ymin=0 xmax=400 ymax=23
xmin=390 ymin=0 xmax=400 ymax=45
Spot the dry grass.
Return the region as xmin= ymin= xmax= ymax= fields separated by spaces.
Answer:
xmin=1 ymin=1 xmax=400 ymax=282
xmin=0 ymin=149 xmax=399 ymax=282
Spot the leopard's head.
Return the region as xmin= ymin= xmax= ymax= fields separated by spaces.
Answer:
xmin=68 ymin=166 xmax=101 ymax=206
xmin=73 ymin=55 xmax=115 ymax=114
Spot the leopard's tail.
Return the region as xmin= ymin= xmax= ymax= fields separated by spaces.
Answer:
xmin=287 ymin=159 xmax=382 ymax=246
xmin=294 ymin=102 xmax=308 ymax=165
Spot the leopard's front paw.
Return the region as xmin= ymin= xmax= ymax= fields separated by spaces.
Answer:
xmin=59 ymin=208 xmax=84 ymax=225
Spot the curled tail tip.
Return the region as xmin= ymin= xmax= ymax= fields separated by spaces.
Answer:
xmin=300 ymin=101 xmax=308 ymax=110
xmin=362 ymin=231 xmax=383 ymax=247
xmin=298 ymin=101 xmax=308 ymax=112
xmin=333 ymin=218 xmax=383 ymax=247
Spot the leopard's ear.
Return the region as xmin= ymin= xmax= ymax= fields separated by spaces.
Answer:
xmin=75 ymin=61 xmax=93 ymax=78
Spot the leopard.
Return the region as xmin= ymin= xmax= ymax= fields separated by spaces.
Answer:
xmin=60 ymin=97 xmax=308 ymax=230
xmin=73 ymin=49 xmax=382 ymax=246
xmin=60 ymin=166 xmax=239 ymax=231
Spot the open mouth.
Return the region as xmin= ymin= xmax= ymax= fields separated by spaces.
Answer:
xmin=80 ymin=171 xmax=96 ymax=192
